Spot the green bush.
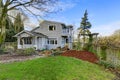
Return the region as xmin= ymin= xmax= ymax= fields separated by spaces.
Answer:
xmin=16 ymin=48 xmax=36 ymax=56
xmin=0 ymin=48 xmax=4 ymax=54
xmin=82 ymin=43 xmax=91 ymax=51
xmin=52 ymin=51 xmax=62 ymax=56
xmin=100 ymin=48 xmax=107 ymax=60
xmin=23 ymin=48 xmax=36 ymax=55
xmin=16 ymin=49 xmax=24 ymax=55
xmin=98 ymin=60 xmax=116 ymax=69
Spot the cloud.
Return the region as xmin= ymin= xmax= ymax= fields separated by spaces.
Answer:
xmin=24 ymin=19 xmax=39 ymax=31
xmin=91 ymin=21 xmax=120 ymax=36
xmin=23 ymin=0 xmax=78 ymax=30
xmin=54 ymin=1 xmax=76 ymax=11
xmin=73 ymin=21 xmax=120 ymax=39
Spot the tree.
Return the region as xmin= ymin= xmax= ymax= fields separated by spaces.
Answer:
xmin=78 ymin=10 xmax=92 ymax=47
xmin=5 ymin=16 xmax=16 ymax=42
xmin=13 ymin=13 xmax=24 ymax=33
xmin=0 ymin=0 xmax=58 ymax=47
xmin=78 ymin=10 xmax=91 ymax=45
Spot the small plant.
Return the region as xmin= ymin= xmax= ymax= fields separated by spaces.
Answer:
xmin=100 ymin=47 xmax=107 ymax=60
xmin=16 ymin=49 xmax=24 ymax=55
xmin=16 ymin=48 xmax=36 ymax=56
xmin=44 ymin=50 xmax=52 ymax=56
xmin=62 ymin=45 xmax=69 ymax=51
xmin=0 ymin=48 xmax=4 ymax=54
xmin=98 ymin=60 xmax=116 ymax=69
xmin=52 ymin=51 xmax=62 ymax=56
xmin=23 ymin=48 xmax=36 ymax=55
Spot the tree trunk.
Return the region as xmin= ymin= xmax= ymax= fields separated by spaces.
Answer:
xmin=0 ymin=7 xmax=8 ymax=48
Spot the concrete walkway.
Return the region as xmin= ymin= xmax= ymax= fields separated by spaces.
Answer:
xmin=0 ymin=55 xmax=45 ymax=63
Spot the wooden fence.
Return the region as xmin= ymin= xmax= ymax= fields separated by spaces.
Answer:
xmin=95 ymin=46 xmax=120 ymax=66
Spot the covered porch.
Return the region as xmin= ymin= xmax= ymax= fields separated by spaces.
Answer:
xmin=14 ymin=30 xmax=48 ymax=50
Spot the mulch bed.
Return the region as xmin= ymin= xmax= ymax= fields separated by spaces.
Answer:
xmin=61 ymin=50 xmax=99 ymax=63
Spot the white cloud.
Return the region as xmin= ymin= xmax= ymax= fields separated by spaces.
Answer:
xmin=24 ymin=19 xmax=39 ymax=31
xmin=54 ymin=1 xmax=76 ymax=11
xmin=23 ymin=0 xmax=77 ymax=30
xmin=91 ymin=21 xmax=120 ymax=36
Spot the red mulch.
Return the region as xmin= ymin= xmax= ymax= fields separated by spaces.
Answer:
xmin=61 ymin=50 xmax=99 ymax=63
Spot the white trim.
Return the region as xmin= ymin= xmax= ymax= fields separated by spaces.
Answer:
xmin=48 ymin=25 xmax=56 ymax=31
xmin=14 ymin=30 xmax=34 ymax=37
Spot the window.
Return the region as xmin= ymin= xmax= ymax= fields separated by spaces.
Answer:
xmin=49 ymin=25 xmax=56 ymax=31
xmin=48 ymin=38 xmax=57 ymax=45
xmin=24 ymin=37 xmax=32 ymax=44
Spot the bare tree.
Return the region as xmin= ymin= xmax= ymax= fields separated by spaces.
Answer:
xmin=0 ymin=0 xmax=59 ymax=46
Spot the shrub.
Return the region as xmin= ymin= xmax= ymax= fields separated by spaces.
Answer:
xmin=16 ymin=49 xmax=24 ymax=55
xmin=44 ymin=50 xmax=52 ymax=56
xmin=98 ymin=60 xmax=116 ymax=69
xmin=52 ymin=51 xmax=62 ymax=56
xmin=62 ymin=45 xmax=69 ymax=51
xmin=16 ymin=48 xmax=36 ymax=56
xmin=100 ymin=47 xmax=107 ymax=60
xmin=23 ymin=48 xmax=36 ymax=55
xmin=0 ymin=48 xmax=4 ymax=54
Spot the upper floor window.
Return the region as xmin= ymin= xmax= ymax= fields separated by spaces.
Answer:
xmin=49 ymin=25 xmax=56 ymax=31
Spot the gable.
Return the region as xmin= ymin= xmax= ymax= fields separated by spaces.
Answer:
xmin=20 ymin=32 xmax=32 ymax=37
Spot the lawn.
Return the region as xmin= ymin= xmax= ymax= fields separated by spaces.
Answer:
xmin=0 ymin=56 xmax=114 ymax=80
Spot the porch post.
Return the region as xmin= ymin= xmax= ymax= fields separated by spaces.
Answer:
xmin=35 ymin=36 xmax=38 ymax=50
xmin=17 ymin=36 xmax=20 ymax=49
xmin=68 ymin=36 xmax=72 ymax=49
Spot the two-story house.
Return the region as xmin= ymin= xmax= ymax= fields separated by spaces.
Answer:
xmin=14 ymin=20 xmax=73 ymax=50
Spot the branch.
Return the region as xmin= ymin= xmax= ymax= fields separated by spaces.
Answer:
xmin=22 ymin=6 xmax=40 ymax=21
xmin=8 ymin=0 xmax=17 ymax=5
xmin=8 ymin=0 xmax=34 ymax=11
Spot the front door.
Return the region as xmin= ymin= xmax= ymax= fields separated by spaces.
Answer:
xmin=37 ymin=37 xmax=42 ymax=50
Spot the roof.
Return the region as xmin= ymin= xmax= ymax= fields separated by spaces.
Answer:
xmin=31 ymin=20 xmax=73 ymax=32
xmin=80 ymin=33 xmax=99 ymax=36
xmin=14 ymin=30 xmax=48 ymax=38
xmin=41 ymin=20 xmax=65 ymax=24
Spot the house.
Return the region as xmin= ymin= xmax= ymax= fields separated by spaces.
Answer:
xmin=14 ymin=20 xmax=73 ymax=50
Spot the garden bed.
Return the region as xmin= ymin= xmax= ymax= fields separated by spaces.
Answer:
xmin=61 ymin=50 xmax=99 ymax=63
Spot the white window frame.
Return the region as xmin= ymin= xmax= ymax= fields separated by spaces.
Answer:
xmin=23 ymin=37 xmax=32 ymax=44
xmin=48 ymin=25 xmax=56 ymax=31
xmin=47 ymin=38 xmax=57 ymax=45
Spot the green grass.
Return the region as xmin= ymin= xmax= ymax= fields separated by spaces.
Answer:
xmin=0 ymin=56 xmax=114 ymax=80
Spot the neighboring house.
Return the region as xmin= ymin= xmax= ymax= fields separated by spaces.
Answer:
xmin=14 ymin=20 xmax=73 ymax=50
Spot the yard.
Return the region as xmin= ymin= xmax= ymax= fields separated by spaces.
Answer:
xmin=0 ymin=56 xmax=114 ymax=80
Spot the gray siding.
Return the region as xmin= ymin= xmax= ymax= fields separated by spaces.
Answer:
xmin=34 ymin=21 xmax=63 ymax=48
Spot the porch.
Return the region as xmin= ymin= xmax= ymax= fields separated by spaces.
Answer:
xmin=14 ymin=30 xmax=48 ymax=50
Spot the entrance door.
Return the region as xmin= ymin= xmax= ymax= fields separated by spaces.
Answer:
xmin=37 ymin=37 xmax=42 ymax=50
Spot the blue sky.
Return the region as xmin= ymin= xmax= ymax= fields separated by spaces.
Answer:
xmin=25 ymin=0 xmax=120 ymax=36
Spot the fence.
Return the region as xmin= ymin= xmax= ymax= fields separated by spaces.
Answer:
xmin=95 ymin=46 xmax=120 ymax=66
xmin=106 ymin=48 xmax=120 ymax=66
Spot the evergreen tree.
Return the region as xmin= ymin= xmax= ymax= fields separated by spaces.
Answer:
xmin=77 ymin=10 xmax=92 ymax=50
xmin=5 ymin=16 xmax=16 ymax=42
xmin=78 ymin=10 xmax=92 ymax=43
xmin=13 ymin=13 xmax=24 ymax=33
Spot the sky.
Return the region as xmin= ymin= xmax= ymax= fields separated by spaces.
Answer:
xmin=25 ymin=0 xmax=120 ymax=37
